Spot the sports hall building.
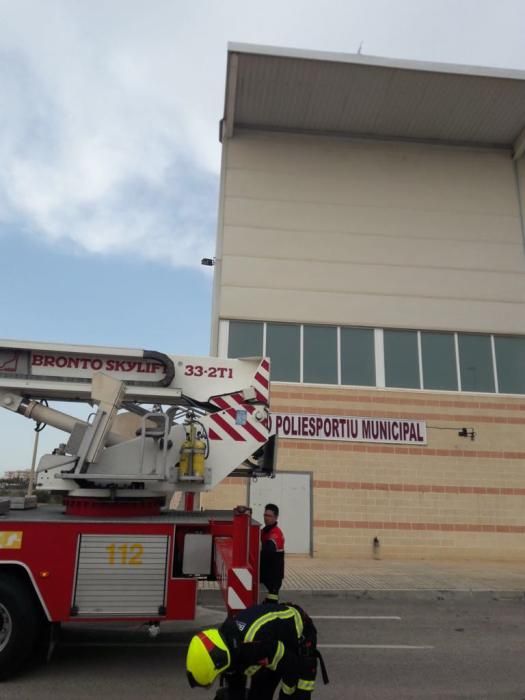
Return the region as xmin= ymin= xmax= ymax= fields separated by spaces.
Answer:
xmin=202 ymin=44 xmax=525 ymax=561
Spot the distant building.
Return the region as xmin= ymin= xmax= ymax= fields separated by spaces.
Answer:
xmin=3 ymin=470 xmax=31 ymax=481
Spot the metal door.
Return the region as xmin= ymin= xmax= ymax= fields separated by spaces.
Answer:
xmin=249 ymin=472 xmax=311 ymax=554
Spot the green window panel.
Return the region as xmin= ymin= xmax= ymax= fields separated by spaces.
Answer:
xmin=266 ymin=323 xmax=300 ymax=382
xmin=340 ymin=327 xmax=375 ymax=386
xmin=458 ymin=333 xmax=495 ymax=393
xmin=384 ymin=330 xmax=420 ymax=389
xmin=495 ymin=335 xmax=525 ymax=394
xmin=303 ymin=325 xmax=338 ymax=384
xmin=228 ymin=321 xmax=263 ymax=358
xmin=421 ymin=331 xmax=458 ymax=391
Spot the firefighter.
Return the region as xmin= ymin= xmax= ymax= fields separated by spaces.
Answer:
xmin=186 ymin=602 xmax=327 ymax=699
xmin=260 ymin=503 xmax=285 ymax=603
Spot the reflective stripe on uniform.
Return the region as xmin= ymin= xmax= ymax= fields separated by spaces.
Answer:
xmin=298 ymin=679 xmax=315 ymax=691
xmin=290 ymin=606 xmax=304 ymax=638
xmin=244 ymin=608 xmax=304 ymax=643
xmin=266 ymin=593 xmax=279 ymax=601
xmin=268 ymin=641 xmax=285 ymax=671
xmin=244 ymin=665 xmax=261 ymax=677
xmin=280 ymin=681 xmax=296 ymax=695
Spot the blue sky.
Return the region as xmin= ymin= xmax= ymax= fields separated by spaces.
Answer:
xmin=2 ymin=0 xmax=525 ymax=469
xmin=0 ymin=231 xmax=214 ymax=351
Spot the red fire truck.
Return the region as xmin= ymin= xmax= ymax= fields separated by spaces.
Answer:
xmin=0 ymin=339 xmax=275 ymax=679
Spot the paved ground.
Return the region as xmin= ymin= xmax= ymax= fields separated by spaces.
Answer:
xmin=199 ymin=557 xmax=525 ymax=598
xmin=2 ymin=557 xmax=525 ymax=698
xmin=3 ymin=595 xmax=525 ymax=699
xmin=281 ymin=557 xmax=525 ymax=596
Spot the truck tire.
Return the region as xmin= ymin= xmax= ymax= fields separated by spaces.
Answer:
xmin=0 ymin=576 xmax=42 ymax=680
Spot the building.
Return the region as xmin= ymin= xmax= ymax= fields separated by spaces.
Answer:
xmin=203 ymin=44 xmax=525 ymax=561
xmin=3 ymin=470 xmax=31 ymax=481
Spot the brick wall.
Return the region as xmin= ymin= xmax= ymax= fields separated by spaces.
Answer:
xmin=274 ymin=385 xmax=525 ymax=561
xmin=200 ymin=477 xmax=248 ymax=511
xmin=201 ymin=385 xmax=525 ymax=560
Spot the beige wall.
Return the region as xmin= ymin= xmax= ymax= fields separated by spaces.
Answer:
xmin=203 ymin=384 xmax=525 ymax=561
xmin=208 ymin=129 xmax=525 ymax=560
xmin=201 ymin=477 xmax=248 ymax=512
xmin=214 ymin=130 xmax=525 ymax=337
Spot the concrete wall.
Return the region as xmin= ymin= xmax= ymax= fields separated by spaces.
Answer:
xmin=213 ymin=130 xmax=525 ymax=341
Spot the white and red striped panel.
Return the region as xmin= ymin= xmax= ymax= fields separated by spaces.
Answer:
xmin=227 ymin=567 xmax=254 ymax=610
xmin=208 ymin=358 xmax=270 ymax=443
xmin=215 ymin=539 xmax=257 ymax=611
xmin=252 ymin=357 xmax=270 ymax=403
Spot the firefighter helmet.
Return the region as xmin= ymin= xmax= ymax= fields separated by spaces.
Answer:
xmin=186 ymin=629 xmax=231 ymax=688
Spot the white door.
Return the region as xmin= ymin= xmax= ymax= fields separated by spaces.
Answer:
xmin=249 ymin=472 xmax=311 ymax=554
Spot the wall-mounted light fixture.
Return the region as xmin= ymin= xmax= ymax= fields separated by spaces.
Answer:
xmin=428 ymin=425 xmax=476 ymax=441
xmin=457 ymin=427 xmax=476 ymax=441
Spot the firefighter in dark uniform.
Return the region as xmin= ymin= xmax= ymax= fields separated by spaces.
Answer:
xmin=260 ymin=503 xmax=285 ymax=603
xmin=186 ymin=602 xmax=328 ymax=699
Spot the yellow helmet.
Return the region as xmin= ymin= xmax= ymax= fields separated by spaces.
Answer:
xmin=186 ymin=629 xmax=231 ymax=688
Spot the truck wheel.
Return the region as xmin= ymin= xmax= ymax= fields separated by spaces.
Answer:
xmin=0 ymin=577 xmax=42 ymax=680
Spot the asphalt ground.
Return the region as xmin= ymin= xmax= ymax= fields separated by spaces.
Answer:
xmin=2 ymin=593 xmax=525 ymax=699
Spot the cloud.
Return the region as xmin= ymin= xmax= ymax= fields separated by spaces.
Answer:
xmin=1 ymin=0 xmax=525 ymax=268
xmin=0 ymin=1 xmax=222 ymax=267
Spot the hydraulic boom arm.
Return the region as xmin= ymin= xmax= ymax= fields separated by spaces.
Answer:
xmin=0 ymin=339 xmax=275 ymax=501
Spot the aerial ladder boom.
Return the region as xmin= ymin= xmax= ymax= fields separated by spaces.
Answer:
xmin=0 ymin=339 xmax=275 ymax=502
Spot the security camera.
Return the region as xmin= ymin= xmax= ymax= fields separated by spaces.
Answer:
xmin=201 ymin=258 xmax=215 ymax=266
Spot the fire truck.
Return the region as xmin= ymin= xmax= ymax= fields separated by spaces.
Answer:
xmin=0 ymin=339 xmax=275 ymax=679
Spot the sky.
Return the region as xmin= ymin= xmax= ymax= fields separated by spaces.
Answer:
xmin=2 ymin=0 xmax=525 ymax=470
